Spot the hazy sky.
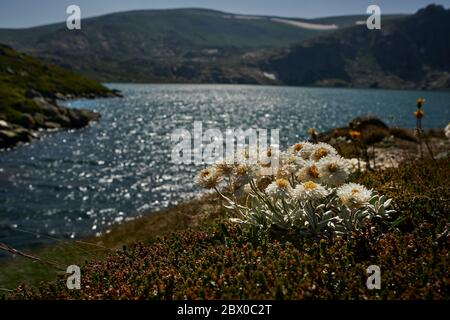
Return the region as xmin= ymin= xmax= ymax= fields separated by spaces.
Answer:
xmin=0 ymin=0 xmax=449 ymax=28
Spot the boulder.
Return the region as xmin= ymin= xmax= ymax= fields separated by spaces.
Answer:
xmin=18 ymin=113 xmax=36 ymax=129
xmin=349 ymin=115 xmax=390 ymax=145
xmin=32 ymin=97 xmax=61 ymax=119
xmin=349 ymin=115 xmax=389 ymax=131
xmin=43 ymin=121 xmax=62 ymax=130
xmin=25 ymin=88 xmax=43 ymax=99
xmin=55 ymin=92 xmax=67 ymax=100
xmin=32 ymin=113 xmax=46 ymax=127
xmin=67 ymin=108 xmax=100 ymax=128
xmin=0 ymin=128 xmax=32 ymax=148
xmin=318 ymin=116 xmax=391 ymax=145
xmin=0 ymin=120 xmax=10 ymax=129
xmin=55 ymin=114 xmax=72 ymax=127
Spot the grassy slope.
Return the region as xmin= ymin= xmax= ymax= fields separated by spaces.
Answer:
xmin=0 ymin=9 xmax=326 ymax=50
xmin=0 ymin=44 xmax=111 ymax=123
xmin=1 ymin=158 xmax=448 ymax=299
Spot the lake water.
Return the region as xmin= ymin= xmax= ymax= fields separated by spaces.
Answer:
xmin=1 ymin=84 xmax=449 ymax=254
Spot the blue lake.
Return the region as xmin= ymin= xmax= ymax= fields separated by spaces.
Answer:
xmin=1 ymin=84 xmax=449 ymax=253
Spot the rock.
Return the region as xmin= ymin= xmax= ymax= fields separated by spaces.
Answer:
xmin=24 ymin=88 xmax=42 ymax=99
xmin=0 ymin=120 xmax=10 ymax=129
xmin=55 ymin=92 xmax=67 ymax=100
xmin=67 ymin=108 xmax=100 ymax=128
xmin=111 ymin=89 xmax=123 ymax=97
xmin=349 ymin=115 xmax=389 ymax=131
xmin=349 ymin=115 xmax=390 ymax=145
xmin=43 ymin=121 xmax=62 ymax=130
xmin=13 ymin=127 xmax=32 ymax=142
xmin=18 ymin=113 xmax=36 ymax=129
xmin=0 ymin=128 xmax=32 ymax=148
xmin=55 ymin=114 xmax=72 ymax=127
xmin=33 ymin=113 xmax=46 ymax=127
xmin=389 ymin=127 xmax=418 ymax=143
xmin=0 ymin=129 xmax=18 ymax=140
xmin=32 ymin=97 xmax=61 ymax=118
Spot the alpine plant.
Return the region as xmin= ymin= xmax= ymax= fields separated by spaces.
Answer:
xmin=195 ymin=142 xmax=395 ymax=237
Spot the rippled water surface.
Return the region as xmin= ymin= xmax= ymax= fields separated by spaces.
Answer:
xmin=1 ymin=84 xmax=449 ymax=252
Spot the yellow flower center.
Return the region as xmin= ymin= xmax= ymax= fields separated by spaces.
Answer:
xmin=307 ymin=165 xmax=320 ymax=178
xmin=328 ymin=163 xmax=338 ymax=172
xmin=303 ymin=181 xmax=318 ymax=190
xmin=414 ymin=109 xmax=424 ymax=119
xmin=293 ymin=143 xmax=303 ymax=152
xmin=349 ymin=130 xmax=361 ymax=140
xmin=351 ymin=188 xmax=360 ymax=195
xmin=314 ymin=147 xmax=329 ymax=159
xmin=200 ymin=170 xmax=210 ymax=178
xmin=276 ymin=178 xmax=289 ymax=188
xmin=236 ymin=165 xmax=248 ymax=176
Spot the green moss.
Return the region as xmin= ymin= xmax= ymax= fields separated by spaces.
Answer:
xmin=0 ymin=44 xmax=111 ymax=124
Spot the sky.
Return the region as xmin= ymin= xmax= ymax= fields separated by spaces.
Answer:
xmin=0 ymin=0 xmax=449 ymax=28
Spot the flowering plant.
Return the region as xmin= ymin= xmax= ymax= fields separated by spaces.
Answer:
xmin=196 ymin=141 xmax=395 ymax=237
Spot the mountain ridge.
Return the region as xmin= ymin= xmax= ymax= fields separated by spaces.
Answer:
xmin=264 ymin=4 xmax=450 ymax=90
xmin=1 ymin=6 xmax=447 ymax=89
xmin=0 ymin=8 xmax=404 ymax=84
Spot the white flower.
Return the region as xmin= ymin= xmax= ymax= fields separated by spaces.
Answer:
xmin=214 ymin=158 xmax=235 ymax=176
xmin=236 ymin=146 xmax=258 ymax=165
xmin=347 ymin=158 xmax=360 ymax=173
xmin=292 ymin=181 xmax=329 ymax=201
xmin=280 ymin=154 xmax=307 ymax=175
xmin=243 ymin=183 xmax=253 ymax=195
xmin=317 ymin=155 xmax=350 ymax=186
xmin=288 ymin=142 xmax=315 ymax=159
xmin=265 ymin=178 xmax=293 ymax=199
xmin=309 ymin=142 xmax=338 ymax=161
xmin=445 ymin=122 xmax=450 ymax=139
xmin=195 ymin=167 xmax=222 ymax=189
xmin=233 ymin=163 xmax=259 ymax=186
xmin=337 ymin=183 xmax=372 ymax=208
xmin=296 ymin=160 xmax=321 ymax=183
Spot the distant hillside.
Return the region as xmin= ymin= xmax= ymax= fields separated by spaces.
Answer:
xmin=265 ymin=5 xmax=450 ymax=90
xmin=0 ymin=8 xmax=394 ymax=83
xmin=1 ymin=6 xmax=438 ymax=89
xmin=0 ymin=44 xmax=117 ymax=149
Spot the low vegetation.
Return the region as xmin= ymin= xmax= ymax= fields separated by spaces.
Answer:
xmin=4 ymin=157 xmax=448 ymax=299
xmin=0 ymin=44 xmax=110 ymax=123
xmin=0 ymin=44 xmax=118 ymax=149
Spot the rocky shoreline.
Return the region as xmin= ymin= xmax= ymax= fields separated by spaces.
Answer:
xmin=318 ymin=115 xmax=450 ymax=170
xmin=0 ymin=89 xmax=121 ymax=150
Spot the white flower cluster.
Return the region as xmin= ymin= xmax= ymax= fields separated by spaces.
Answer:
xmin=196 ymin=141 xmax=394 ymax=236
xmin=445 ymin=122 xmax=450 ymax=139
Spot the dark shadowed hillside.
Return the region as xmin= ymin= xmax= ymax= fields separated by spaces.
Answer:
xmin=265 ymin=4 xmax=450 ymax=89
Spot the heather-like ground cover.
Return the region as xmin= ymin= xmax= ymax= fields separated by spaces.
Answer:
xmin=4 ymin=156 xmax=448 ymax=299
